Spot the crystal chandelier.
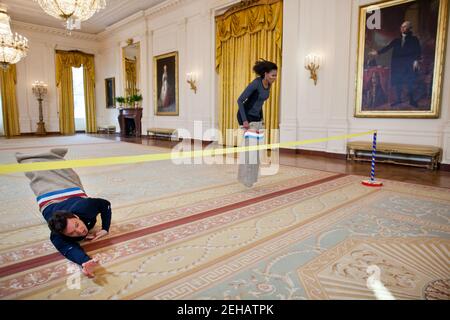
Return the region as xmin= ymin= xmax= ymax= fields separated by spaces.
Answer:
xmin=34 ymin=0 xmax=106 ymax=31
xmin=0 ymin=4 xmax=28 ymax=69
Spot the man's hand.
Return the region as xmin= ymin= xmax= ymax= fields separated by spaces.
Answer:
xmin=413 ymin=60 xmax=420 ymax=72
xmin=369 ymin=49 xmax=378 ymax=56
xmin=85 ymin=232 xmax=95 ymax=240
xmin=86 ymin=229 xmax=108 ymax=241
xmin=82 ymin=257 xmax=99 ymax=278
xmin=243 ymin=121 xmax=250 ymax=130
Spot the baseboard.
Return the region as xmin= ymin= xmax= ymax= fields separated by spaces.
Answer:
xmin=20 ymin=132 xmax=61 ymax=136
xmin=279 ymin=148 xmax=297 ymax=155
xmin=439 ymin=163 xmax=450 ymax=171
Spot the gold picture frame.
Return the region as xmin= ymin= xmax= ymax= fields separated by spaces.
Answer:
xmin=355 ymin=0 xmax=448 ymax=118
xmin=105 ymin=77 xmax=116 ymax=109
xmin=154 ymin=51 xmax=179 ymax=116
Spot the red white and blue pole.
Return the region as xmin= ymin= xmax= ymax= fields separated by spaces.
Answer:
xmin=362 ymin=131 xmax=383 ymax=187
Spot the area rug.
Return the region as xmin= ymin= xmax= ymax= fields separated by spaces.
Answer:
xmin=0 ymin=136 xmax=448 ymax=300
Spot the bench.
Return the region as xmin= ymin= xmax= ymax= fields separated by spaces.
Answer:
xmin=97 ymin=125 xmax=116 ymax=134
xmin=347 ymin=141 xmax=441 ymax=170
xmin=147 ymin=127 xmax=178 ymax=140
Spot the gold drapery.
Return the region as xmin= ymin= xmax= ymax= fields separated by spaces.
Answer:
xmin=0 ymin=65 xmax=20 ymax=137
xmin=55 ymin=50 xmax=96 ymax=134
xmin=83 ymin=66 xmax=97 ymax=133
xmin=125 ymin=57 xmax=137 ymax=96
xmin=216 ymin=0 xmax=282 ymax=146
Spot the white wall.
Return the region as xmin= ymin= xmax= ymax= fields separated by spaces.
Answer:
xmin=12 ymin=22 xmax=100 ymax=133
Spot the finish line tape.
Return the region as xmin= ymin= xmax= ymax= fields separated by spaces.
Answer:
xmin=0 ymin=130 xmax=376 ymax=175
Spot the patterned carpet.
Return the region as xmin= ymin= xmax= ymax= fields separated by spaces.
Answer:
xmin=0 ymin=136 xmax=449 ymax=300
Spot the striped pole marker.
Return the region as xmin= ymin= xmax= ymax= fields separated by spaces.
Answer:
xmin=362 ymin=131 xmax=383 ymax=187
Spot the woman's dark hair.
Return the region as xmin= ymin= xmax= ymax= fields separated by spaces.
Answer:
xmin=48 ymin=211 xmax=76 ymax=234
xmin=253 ymin=59 xmax=278 ymax=77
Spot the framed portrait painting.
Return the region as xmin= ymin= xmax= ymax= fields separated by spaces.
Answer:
xmin=355 ymin=0 xmax=448 ymax=118
xmin=154 ymin=51 xmax=179 ymax=116
xmin=105 ymin=77 xmax=116 ymax=109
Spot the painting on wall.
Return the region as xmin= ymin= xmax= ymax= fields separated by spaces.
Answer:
xmin=355 ymin=0 xmax=448 ymax=118
xmin=105 ymin=77 xmax=116 ymax=109
xmin=154 ymin=51 xmax=179 ymax=116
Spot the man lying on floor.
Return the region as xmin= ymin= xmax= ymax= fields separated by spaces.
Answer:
xmin=16 ymin=148 xmax=111 ymax=278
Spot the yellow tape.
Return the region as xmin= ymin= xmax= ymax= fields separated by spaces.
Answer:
xmin=0 ymin=130 xmax=376 ymax=175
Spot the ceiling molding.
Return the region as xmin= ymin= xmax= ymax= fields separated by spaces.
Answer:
xmin=97 ymin=10 xmax=146 ymax=39
xmin=12 ymin=20 xmax=99 ymax=41
xmin=4 ymin=0 xmax=168 ymax=34
xmin=9 ymin=0 xmax=193 ymax=42
xmin=96 ymin=0 xmax=189 ymax=40
xmin=144 ymin=0 xmax=189 ymax=18
xmin=212 ymin=0 xmax=242 ymax=16
xmin=103 ymin=10 xmax=144 ymax=32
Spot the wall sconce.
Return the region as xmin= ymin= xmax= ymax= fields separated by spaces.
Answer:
xmin=186 ymin=72 xmax=197 ymax=94
xmin=304 ymin=54 xmax=321 ymax=85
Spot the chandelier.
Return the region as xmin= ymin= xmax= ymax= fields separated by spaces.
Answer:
xmin=0 ymin=4 xmax=28 ymax=69
xmin=34 ymin=0 xmax=106 ymax=31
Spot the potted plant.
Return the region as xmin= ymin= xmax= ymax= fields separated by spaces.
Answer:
xmin=115 ymin=96 xmax=125 ymax=108
xmin=125 ymin=95 xmax=133 ymax=108
xmin=132 ymin=93 xmax=143 ymax=108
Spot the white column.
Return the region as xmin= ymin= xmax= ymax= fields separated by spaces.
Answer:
xmin=147 ymin=28 xmax=155 ymax=130
xmin=279 ymin=0 xmax=300 ymax=147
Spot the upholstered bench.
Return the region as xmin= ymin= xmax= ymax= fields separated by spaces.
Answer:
xmin=147 ymin=128 xmax=178 ymax=140
xmin=347 ymin=141 xmax=442 ymax=170
xmin=97 ymin=125 xmax=116 ymax=134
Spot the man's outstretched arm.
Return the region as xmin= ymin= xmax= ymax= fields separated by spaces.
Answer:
xmin=50 ymin=233 xmax=91 ymax=265
xmin=370 ymin=39 xmax=396 ymax=57
xmin=377 ymin=39 xmax=397 ymax=55
xmin=50 ymin=233 xmax=98 ymax=277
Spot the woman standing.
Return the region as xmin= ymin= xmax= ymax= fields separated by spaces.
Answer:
xmin=237 ymin=59 xmax=278 ymax=187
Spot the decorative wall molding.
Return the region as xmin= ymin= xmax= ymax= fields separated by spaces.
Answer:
xmin=144 ymin=0 xmax=189 ymax=18
xmin=11 ymin=20 xmax=99 ymax=41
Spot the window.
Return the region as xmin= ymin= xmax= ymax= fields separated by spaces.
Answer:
xmin=72 ymin=66 xmax=86 ymax=132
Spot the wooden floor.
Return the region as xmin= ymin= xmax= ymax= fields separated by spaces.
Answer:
xmin=89 ymin=133 xmax=450 ymax=189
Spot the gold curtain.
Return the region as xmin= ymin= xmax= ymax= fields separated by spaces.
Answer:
xmin=124 ymin=57 xmax=137 ymax=96
xmin=216 ymin=0 xmax=282 ymax=146
xmin=0 ymin=65 xmax=20 ymax=137
xmin=55 ymin=50 xmax=96 ymax=134
xmin=82 ymin=55 xmax=96 ymax=133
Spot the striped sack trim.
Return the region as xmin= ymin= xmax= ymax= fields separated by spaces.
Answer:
xmin=244 ymin=130 xmax=264 ymax=140
xmin=37 ymin=187 xmax=88 ymax=211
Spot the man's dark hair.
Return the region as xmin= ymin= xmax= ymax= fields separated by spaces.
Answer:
xmin=48 ymin=211 xmax=76 ymax=234
xmin=253 ymin=59 xmax=278 ymax=77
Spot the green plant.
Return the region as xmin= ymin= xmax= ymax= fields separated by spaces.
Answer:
xmin=115 ymin=96 xmax=125 ymax=104
xmin=132 ymin=94 xmax=143 ymax=102
xmin=125 ymin=96 xmax=133 ymax=105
